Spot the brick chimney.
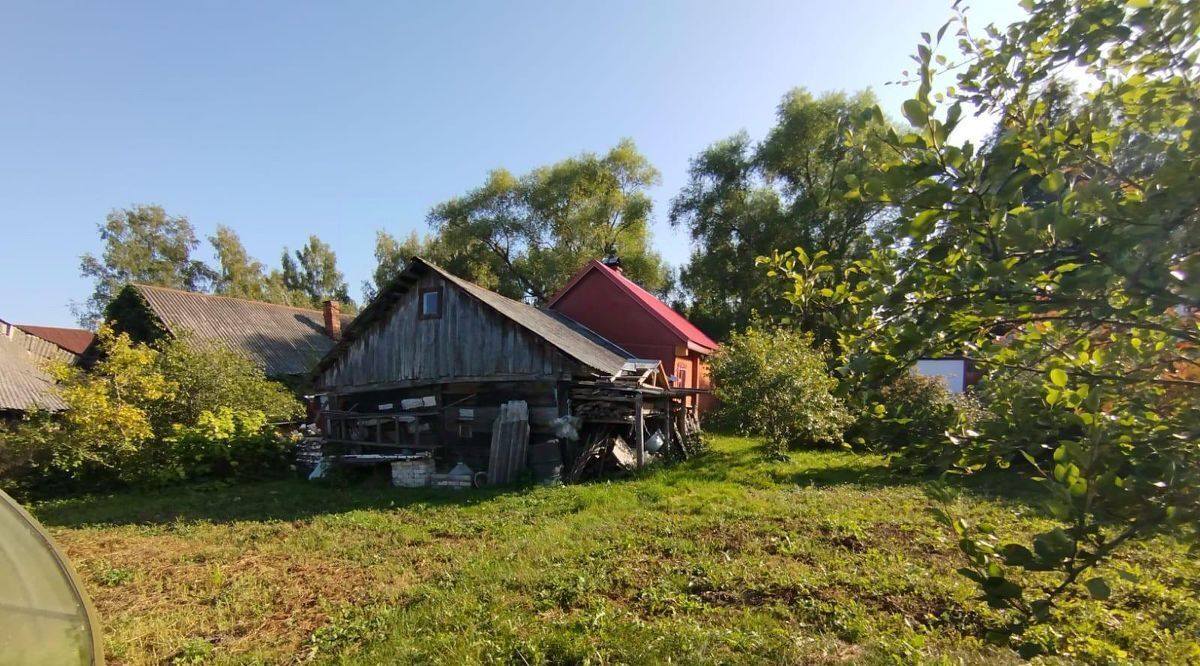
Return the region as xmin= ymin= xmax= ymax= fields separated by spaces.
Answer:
xmin=322 ymin=300 xmax=341 ymax=340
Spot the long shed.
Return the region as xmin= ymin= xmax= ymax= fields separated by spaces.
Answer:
xmin=106 ymin=284 xmax=352 ymax=383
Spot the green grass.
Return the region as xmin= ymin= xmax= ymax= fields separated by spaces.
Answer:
xmin=33 ymin=436 xmax=1199 ymax=665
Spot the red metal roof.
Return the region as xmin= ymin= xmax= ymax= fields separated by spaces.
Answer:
xmin=15 ymin=325 xmax=96 ymax=355
xmin=548 ymin=260 xmax=719 ymax=353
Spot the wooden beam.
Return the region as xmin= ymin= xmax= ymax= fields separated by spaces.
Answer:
xmin=322 ymin=373 xmax=573 ymax=395
xmin=634 ymin=392 xmax=645 ymax=470
xmin=664 ymin=395 xmax=673 ymax=458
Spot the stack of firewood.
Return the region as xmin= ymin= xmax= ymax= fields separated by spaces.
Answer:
xmin=572 ymin=399 xmax=633 ymax=421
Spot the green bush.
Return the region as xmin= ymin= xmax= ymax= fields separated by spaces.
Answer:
xmin=968 ymin=366 xmax=1081 ymax=467
xmin=710 ymin=327 xmax=851 ymax=458
xmin=0 ymin=327 xmax=303 ymax=496
xmin=853 ymin=373 xmax=985 ymax=471
xmin=146 ymin=408 xmax=297 ymax=484
xmin=155 ymin=334 xmax=302 ymax=428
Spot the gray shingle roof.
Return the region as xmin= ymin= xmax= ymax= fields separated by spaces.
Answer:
xmin=133 ymin=285 xmax=352 ymax=377
xmin=435 ymin=267 xmax=629 ymax=376
xmin=0 ymin=329 xmax=65 ymax=412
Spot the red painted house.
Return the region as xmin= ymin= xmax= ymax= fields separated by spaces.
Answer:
xmin=547 ymin=258 xmax=719 ymax=412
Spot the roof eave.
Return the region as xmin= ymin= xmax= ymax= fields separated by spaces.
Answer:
xmin=686 ymin=340 xmax=717 ymax=355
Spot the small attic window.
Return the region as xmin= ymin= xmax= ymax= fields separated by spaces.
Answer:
xmin=418 ymin=287 xmax=443 ymax=320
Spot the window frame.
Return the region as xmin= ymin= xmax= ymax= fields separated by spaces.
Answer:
xmin=418 ymin=286 xmax=444 ymax=320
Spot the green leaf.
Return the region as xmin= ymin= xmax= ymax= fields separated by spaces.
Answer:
xmin=909 ymin=209 xmax=941 ymax=237
xmin=1085 ymin=577 xmax=1111 ymax=600
xmin=1033 ymin=528 xmax=1074 ymax=564
xmin=1049 ymin=368 xmax=1068 ymax=387
xmin=1001 ymin=544 xmax=1035 ymax=567
xmin=1039 ymin=171 xmax=1066 ymax=194
xmin=983 ymin=576 xmax=1023 ymax=599
xmin=794 ymin=246 xmax=810 ymax=267
xmin=902 ymin=99 xmax=928 ymax=127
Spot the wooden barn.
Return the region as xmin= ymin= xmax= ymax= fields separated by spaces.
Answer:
xmin=547 ymin=257 xmax=719 ymax=413
xmin=310 ymin=257 xmax=697 ymax=484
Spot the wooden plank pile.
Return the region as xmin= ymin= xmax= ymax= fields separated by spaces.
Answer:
xmin=486 ymin=400 xmax=530 ymax=485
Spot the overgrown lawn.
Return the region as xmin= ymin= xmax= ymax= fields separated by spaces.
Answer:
xmin=34 ymin=436 xmax=1199 ymax=664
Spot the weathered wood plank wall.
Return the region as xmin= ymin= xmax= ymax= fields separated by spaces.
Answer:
xmin=318 ymin=273 xmax=580 ymax=389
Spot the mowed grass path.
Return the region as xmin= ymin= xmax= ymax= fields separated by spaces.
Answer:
xmin=33 ymin=436 xmax=1199 ymax=665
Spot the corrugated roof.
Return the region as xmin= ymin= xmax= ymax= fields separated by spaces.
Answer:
xmin=14 ymin=325 xmax=95 ymax=356
xmin=132 ymin=285 xmax=353 ymax=377
xmin=548 ymin=260 xmax=720 ymax=352
xmin=314 ymin=258 xmax=631 ymax=379
xmin=540 ymin=309 xmax=634 ymax=359
xmin=0 ymin=331 xmax=65 ymax=412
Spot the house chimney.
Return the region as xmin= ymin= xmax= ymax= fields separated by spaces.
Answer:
xmin=323 ymin=300 xmax=341 ymax=340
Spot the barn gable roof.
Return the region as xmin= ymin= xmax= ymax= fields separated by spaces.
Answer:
xmin=548 ymin=260 xmax=719 ymax=353
xmin=312 ymin=257 xmax=630 ymax=379
xmin=0 ymin=327 xmax=66 ymax=412
xmin=129 ymin=284 xmax=353 ymax=377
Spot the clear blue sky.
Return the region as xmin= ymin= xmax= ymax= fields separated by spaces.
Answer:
xmin=0 ymin=1 xmax=1025 ymax=327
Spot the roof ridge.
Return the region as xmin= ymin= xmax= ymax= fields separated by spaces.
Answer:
xmin=15 ymin=324 xmax=90 ymax=333
xmin=132 ymin=283 xmax=345 ymax=316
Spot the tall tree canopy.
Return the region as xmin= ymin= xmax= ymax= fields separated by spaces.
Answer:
xmin=362 ymin=230 xmax=444 ymax=302
xmin=428 ymin=139 xmax=670 ymax=303
xmin=767 ymin=0 xmax=1199 ymax=652
xmin=209 ymin=225 xmax=268 ymax=302
xmin=280 ymin=235 xmax=353 ymax=310
xmin=79 ymin=205 xmax=356 ymax=320
xmin=212 ymin=227 xmax=352 ymax=310
xmin=670 ymin=89 xmax=899 ymax=341
xmin=77 ymin=205 xmax=215 ymax=327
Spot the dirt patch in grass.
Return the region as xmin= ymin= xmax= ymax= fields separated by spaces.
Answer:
xmin=55 ymin=528 xmax=418 ymax=664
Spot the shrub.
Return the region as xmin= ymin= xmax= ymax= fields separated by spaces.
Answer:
xmin=0 ymin=326 xmax=303 ymax=495
xmin=42 ymin=326 xmax=171 ymax=482
xmin=147 ymin=408 xmax=297 ymax=484
xmin=155 ymin=334 xmax=303 ymax=428
xmin=853 ymin=372 xmax=985 ymax=471
xmin=710 ymin=327 xmax=852 ymax=458
xmin=968 ymin=366 xmax=1081 ymax=467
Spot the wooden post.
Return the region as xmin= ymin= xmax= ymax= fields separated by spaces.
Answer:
xmin=556 ymin=380 xmax=570 ymax=417
xmin=634 ymin=392 xmax=645 ymax=469
xmin=663 ymin=396 xmax=672 ymax=458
